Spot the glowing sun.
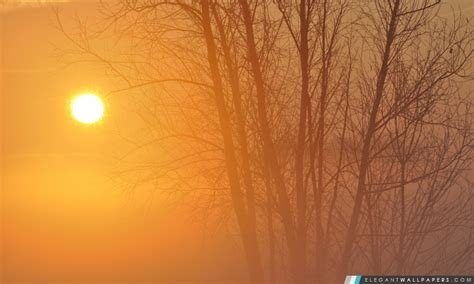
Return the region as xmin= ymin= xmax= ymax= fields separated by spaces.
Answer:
xmin=71 ymin=93 xmax=104 ymax=124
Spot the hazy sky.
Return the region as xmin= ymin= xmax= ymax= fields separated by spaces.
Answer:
xmin=1 ymin=1 xmax=247 ymax=282
xmin=1 ymin=0 xmax=473 ymax=283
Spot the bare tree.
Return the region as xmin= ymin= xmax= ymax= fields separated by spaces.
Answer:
xmin=56 ymin=0 xmax=474 ymax=283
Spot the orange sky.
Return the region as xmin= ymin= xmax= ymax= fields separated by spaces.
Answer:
xmin=1 ymin=2 xmax=247 ymax=283
xmin=1 ymin=0 xmax=474 ymax=283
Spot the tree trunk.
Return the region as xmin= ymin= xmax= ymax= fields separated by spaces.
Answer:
xmin=200 ymin=1 xmax=264 ymax=282
xmin=237 ymin=0 xmax=299 ymax=281
xmin=295 ymin=0 xmax=310 ymax=281
xmin=338 ymin=0 xmax=401 ymax=279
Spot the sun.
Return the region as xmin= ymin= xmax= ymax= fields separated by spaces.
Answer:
xmin=71 ymin=93 xmax=104 ymax=124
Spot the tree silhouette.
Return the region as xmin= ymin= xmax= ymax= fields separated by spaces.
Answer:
xmin=57 ymin=0 xmax=474 ymax=282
